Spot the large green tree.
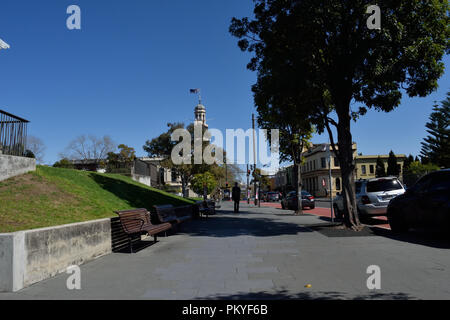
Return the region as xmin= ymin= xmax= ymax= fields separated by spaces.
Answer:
xmin=230 ymin=0 xmax=449 ymax=229
xmin=420 ymin=92 xmax=450 ymax=168
xmin=143 ymin=123 xmax=223 ymax=197
xmin=256 ymin=100 xmax=314 ymax=214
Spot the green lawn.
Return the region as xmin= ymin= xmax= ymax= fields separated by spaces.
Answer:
xmin=0 ymin=166 xmax=195 ymax=233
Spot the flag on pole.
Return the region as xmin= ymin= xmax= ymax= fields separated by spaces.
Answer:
xmin=0 ymin=38 xmax=10 ymax=50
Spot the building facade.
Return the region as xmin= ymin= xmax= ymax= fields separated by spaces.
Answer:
xmin=273 ymin=143 xmax=406 ymax=198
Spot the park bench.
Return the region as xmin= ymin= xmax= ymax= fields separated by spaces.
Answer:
xmin=152 ymin=204 xmax=192 ymax=226
xmin=115 ymin=208 xmax=172 ymax=253
xmin=195 ymin=200 xmax=216 ymax=218
xmin=173 ymin=205 xmax=194 ymax=222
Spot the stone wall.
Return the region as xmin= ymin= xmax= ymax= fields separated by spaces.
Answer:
xmin=0 ymin=154 xmax=36 ymax=182
xmin=0 ymin=218 xmax=112 ymax=292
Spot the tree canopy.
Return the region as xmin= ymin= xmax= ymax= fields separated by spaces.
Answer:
xmin=420 ymin=92 xmax=450 ymax=168
xmin=230 ymin=0 xmax=449 ymax=229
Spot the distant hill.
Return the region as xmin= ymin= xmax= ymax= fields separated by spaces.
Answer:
xmin=0 ymin=165 xmax=195 ymax=233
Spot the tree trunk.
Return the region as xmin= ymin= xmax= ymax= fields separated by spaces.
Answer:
xmin=295 ymin=163 xmax=303 ymax=215
xmin=336 ymin=105 xmax=362 ymax=230
xmin=181 ymin=176 xmax=187 ymax=198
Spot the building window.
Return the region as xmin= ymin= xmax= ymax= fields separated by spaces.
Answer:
xmin=362 ymin=165 xmax=367 ymax=175
xmin=370 ymin=165 xmax=374 ymax=174
xmin=334 ymin=157 xmax=339 ymax=167
xmin=336 ymin=178 xmax=341 ymax=190
xmin=321 ymin=157 xmax=327 ymax=168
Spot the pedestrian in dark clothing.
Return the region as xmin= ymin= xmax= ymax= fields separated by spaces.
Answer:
xmin=232 ymin=182 xmax=241 ymax=213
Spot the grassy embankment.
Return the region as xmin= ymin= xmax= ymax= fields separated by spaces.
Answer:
xmin=0 ymin=165 xmax=195 ymax=233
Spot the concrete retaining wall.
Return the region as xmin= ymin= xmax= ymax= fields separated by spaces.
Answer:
xmin=0 ymin=218 xmax=112 ymax=292
xmin=0 ymin=154 xmax=36 ymax=182
xmin=131 ymin=173 xmax=151 ymax=187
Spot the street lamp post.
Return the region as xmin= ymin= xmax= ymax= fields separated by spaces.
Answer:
xmin=327 ymin=143 xmax=334 ymax=222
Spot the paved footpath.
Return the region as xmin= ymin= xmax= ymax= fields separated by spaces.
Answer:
xmin=1 ymin=202 xmax=450 ymax=300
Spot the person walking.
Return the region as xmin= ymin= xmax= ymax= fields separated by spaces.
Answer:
xmin=232 ymin=182 xmax=241 ymax=213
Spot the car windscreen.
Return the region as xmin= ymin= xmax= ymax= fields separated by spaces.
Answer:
xmin=367 ymin=179 xmax=403 ymax=192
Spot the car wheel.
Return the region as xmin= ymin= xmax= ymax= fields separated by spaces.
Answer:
xmin=357 ymin=209 xmax=369 ymax=224
xmin=310 ymin=205 xmax=315 ymax=209
xmin=387 ymin=209 xmax=409 ymax=233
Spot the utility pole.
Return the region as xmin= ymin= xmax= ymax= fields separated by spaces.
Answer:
xmin=252 ymin=114 xmax=257 ymax=206
xmin=327 ymin=142 xmax=334 ymax=222
xmin=246 ymin=164 xmax=250 ymax=204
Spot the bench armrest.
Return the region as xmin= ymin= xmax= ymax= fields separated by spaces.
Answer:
xmin=121 ymin=217 xmax=146 ymax=234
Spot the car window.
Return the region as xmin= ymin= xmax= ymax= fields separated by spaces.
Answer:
xmin=367 ymin=179 xmax=403 ymax=192
xmin=410 ymin=175 xmax=434 ymax=193
xmin=428 ymin=172 xmax=450 ymax=193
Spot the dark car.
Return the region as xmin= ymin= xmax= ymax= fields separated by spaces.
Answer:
xmin=387 ymin=169 xmax=450 ymax=233
xmin=281 ymin=190 xmax=315 ymax=210
xmin=266 ymin=192 xmax=280 ymax=202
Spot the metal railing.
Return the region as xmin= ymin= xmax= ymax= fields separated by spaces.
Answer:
xmin=0 ymin=110 xmax=29 ymax=156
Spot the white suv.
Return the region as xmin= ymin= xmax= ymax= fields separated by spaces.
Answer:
xmin=333 ymin=177 xmax=406 ymax=217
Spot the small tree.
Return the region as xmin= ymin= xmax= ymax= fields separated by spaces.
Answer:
xmin=375 ymin=157 xmax=386 ymax=178
xmin=387 ymin=151 xmax=400 ymax=177
xmin=24 ymin=150 xmax=35 ymax=159
xmin=403 ymin=161 xmax=440 ymax=186
xmin=191 ymin=172 xmax=217 ymax=197
xmin=106 ymin=144 xmax=136 ymax=174
xmin=53 ymin=158 xmax=74 ymax=169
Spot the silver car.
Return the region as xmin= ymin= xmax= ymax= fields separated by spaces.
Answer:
xmin=357 ymin=177 xmax=405 ymax=216
xmin=333 ymin=177 xmax=405 ymax=217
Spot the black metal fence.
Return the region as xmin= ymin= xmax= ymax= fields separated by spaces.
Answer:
xmin=0 ymin=110 xmax=29 ymax=156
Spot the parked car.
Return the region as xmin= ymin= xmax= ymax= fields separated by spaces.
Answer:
xmin=281 ymin=190 xmax=315 ymax=210
xmin=357 ymin=177 xmax=405 ymax=216
xmin=387 ymin=169 xmax=450 ymax=233
xmin=266 ymin=191 xmax=280 ymax=202
xmin=333 ymin=177 xmax=405 ymax=218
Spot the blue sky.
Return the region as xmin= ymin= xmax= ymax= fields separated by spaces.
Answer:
xmin=0 ymin=0 xmax=448 ymax=166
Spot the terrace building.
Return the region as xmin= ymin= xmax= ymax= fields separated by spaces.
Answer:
xmin=273 ymin=143 xmax=406 ymax=198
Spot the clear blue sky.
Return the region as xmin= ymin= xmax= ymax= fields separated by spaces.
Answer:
xmin=0 ymin=0 xmax=448 ymax=166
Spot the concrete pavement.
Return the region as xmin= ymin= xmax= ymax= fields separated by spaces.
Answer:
xmin=1 ymin=201 xmax=449 ymax=300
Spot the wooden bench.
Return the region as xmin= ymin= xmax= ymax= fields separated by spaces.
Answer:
xmin=153 ymin=204 xmax=192 ymax=226
xmin=115 ymin=208 xmax=172 ymax=253
xmin=196 ymin=200 xmax=216 ymax=218
xmin=174 ymin=205 xmax=193 ymax=223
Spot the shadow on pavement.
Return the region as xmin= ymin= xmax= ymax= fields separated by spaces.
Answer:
xmin=198 ymin=289 xmax=414 ymax=300
xmin=113 ymin=238 xmax=159 ymax=254
xmin=182 ymin=215 xmax=313 ymax=238
xmin=369 ymin=227 xmax=450 ymax=249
